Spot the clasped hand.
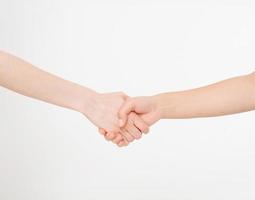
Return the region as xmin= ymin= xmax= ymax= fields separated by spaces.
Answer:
xmin=2 ymin=51 xmax=255 ymax=148
xmin=82 ymin=92 xmax=161 ymax=147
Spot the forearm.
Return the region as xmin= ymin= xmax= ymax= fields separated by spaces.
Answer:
xmin=155 ymin=73 xmax=255 ymax=119
xmin=0 ymin=51 xmax=96 ymax=113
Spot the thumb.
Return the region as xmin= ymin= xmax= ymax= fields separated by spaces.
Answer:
xmin=118 ymin=98 xmax=135 ymax=127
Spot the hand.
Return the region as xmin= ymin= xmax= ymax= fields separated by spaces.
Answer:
xmin=99 ymin=111 xmax=150 ymax=147
xmin=102 ymin=96 xmax=162 ymax=147
xmin=81 ymin=92 xmax=149 ymax=147
xmin=118 ymin=96 xmax=162 ymax=128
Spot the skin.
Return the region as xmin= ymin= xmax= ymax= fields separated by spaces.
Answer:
xmin=3 ymin=50 xmax=255 ymax=147
xmin=0 ymin=51 xmax=149 ymax=147
xmin=108 ymin=72 xmax=255 ymax=146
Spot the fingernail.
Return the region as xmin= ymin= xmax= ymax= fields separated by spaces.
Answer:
xmin=144 ymin=129 xmax=149 ymax=134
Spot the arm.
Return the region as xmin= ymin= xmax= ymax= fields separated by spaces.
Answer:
xmin=0 ymin=51 xmax=148 ymax=146
xmin=119 ymin=72 xmax=255 ymax=126
xmin=0 ymin=51 xmax=95 ymax=114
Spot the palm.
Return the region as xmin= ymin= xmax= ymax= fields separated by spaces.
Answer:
xmin=84 ymin=92 xmax=125 ymax=132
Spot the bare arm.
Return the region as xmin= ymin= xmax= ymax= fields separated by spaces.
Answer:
xmin=0 ymin=51 xmax=95 ymax=113
xmin=157 ymin=73 xmax=255 ymax=119
xmin=0 ymin=51 xmax=148 ymax=147
xmin=119 ymin=72 xmax=255 ymax=127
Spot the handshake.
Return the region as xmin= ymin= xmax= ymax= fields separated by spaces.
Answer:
xmin=0 ymin=50 xmax=163 ymax=146
xmin=82 ymin=92 xmax=162 ymax=147
xmin=1 ymin=50 xmax=254 ymax=144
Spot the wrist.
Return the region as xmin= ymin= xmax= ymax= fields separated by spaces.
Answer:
xmin=151 ymin=94 xmax=166 ymax=120
xmin=151 ymin=94 xmax=163 ymax=119
xmin=72 ymin=86 xmax=100 ymax=115
xmin=152 ymin=92 xmax=179 ymax=119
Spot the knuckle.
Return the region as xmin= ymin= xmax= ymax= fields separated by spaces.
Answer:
xmin=129 ymin=112 xmax=136 ymax=118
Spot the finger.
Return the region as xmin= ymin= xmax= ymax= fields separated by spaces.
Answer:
xmin=121 ymin=136 xmax=130 ymax=145
xmin=108 ymin=125 xmax=121 ymax=133
xmin=118 ymin=140 xmax=129 ymax=147
xmin=117 ymin=141 xmax=125 ymax=147
xmin=131 ymin=113 xmax=149 ymax=134
xmin=121 ymin=130 xmax=135 ymax=142
xmin=112 ymin=133 xmax=123 ymax=144
xmin=118 ymin=99 xmax=135 ymax=127
xmin=125 ymin=119 xmax=142 ymax=140
xmin=104 ymin=132 xmax=117 ymax=141
xmin=98 ymin=128 xmax=107 ymax=136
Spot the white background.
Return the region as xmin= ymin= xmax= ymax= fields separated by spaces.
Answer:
xmin=1 ymin=1 xmax=255 ymax=199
